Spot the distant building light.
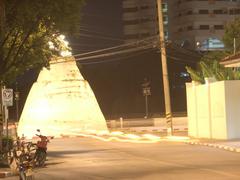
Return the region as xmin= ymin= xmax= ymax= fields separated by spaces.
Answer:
xmin=197 ymin=38 xmax=225 ymax=51
xmin=180 ymin=72 xmax=189 ymax=77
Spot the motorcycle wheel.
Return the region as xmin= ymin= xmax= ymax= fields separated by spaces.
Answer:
xmin=36 ymin=151 xmax=46 ymax=167
xmin=19 ymin=171 xmax=26 ymax=180
xmin=26 ymin=175 xmax=34 ymax=180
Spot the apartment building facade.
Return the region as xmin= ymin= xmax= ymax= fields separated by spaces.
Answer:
xmin=168 ymin=0 xmax=240 ymax=51
xmin=122 ymin=0 xmax=168 ymax=43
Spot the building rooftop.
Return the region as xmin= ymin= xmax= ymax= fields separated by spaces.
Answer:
xmin=220 ymin=52 xmax=240 ymax=67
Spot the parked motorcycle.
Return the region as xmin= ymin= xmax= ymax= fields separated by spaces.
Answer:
xmin=8 ymin=137 xmax=34 ymax=180
xmin=34 ymin=130 xmax=53 ymax=167
xmin=18 ymin=158 xmax=34 ymax=180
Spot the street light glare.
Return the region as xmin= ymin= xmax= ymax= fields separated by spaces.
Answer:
xmin=48 ymin=34 xmax=72 ymax=57
xmin=60 ymin=51 xmax=72 ymax=57
xmin=59 ymin=34 xmax=65 ymax=40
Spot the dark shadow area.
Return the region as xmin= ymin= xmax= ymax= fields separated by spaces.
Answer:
xmin=48 ymin=149 xmax=114 ymax=158
xmin=44 ymin=161 xmax=65 ymax=167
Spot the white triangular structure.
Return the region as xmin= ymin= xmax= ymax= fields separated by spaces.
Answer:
xmin=17 ymin=56 xmax=108 ymax=138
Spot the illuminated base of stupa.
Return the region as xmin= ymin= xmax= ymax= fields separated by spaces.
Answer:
xmin=17 ymin=56 xmax=108 ymax=138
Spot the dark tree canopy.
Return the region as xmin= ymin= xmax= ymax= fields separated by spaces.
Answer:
xmin=0 ymin=0 xmax=85 ymax=84
xmin=223 ymin=17 xmax=240 ymax=53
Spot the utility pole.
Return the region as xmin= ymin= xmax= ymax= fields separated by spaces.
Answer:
xmin=157 ymin=0 xmax=173 ymax=136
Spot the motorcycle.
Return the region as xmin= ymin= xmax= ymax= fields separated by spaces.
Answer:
xmin=8 ymin=137 xmax=34 ymax=180
xmin=34 ymin=130 xmax=53 ymax=167
xmin=18 ymin=158 xmax=34 ymax=180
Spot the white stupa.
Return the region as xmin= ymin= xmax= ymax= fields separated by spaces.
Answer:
xmin=17 ymin=55 xmax=108 ymax=138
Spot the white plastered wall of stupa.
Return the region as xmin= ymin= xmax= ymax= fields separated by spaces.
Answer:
xmin=17 ymin=56 xmax=108 ymax=138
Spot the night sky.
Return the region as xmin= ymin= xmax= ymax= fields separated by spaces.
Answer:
xmin=71 ymin=0 xmax=123 ymax=53
xmin=13 ymin=0 xmax=196 ymax=120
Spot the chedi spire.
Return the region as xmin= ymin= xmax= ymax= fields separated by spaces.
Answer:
xmin=17 ymin=56 xmax=108 ymax=138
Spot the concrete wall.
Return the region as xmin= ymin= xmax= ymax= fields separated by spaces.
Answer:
xmin=186 ymin=80 xmax=240 ymax=139
xmin=225 ymin=81 xmax=240 ymax=139
xmin=107 ymin=117 xmax=187 ymax=131
xmin=210 ymin=81 xmax=227 ymax=139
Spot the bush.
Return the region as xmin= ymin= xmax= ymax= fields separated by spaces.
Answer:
xmin=2 ymin=136 xmax=13 ymax=151
xmin=186 ymin=60 xmax=240 ymax=84
xmin=0 ymin=137 xmax=13 ymax=166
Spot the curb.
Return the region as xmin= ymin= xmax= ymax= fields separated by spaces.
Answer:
xmin=0 ymin=171 xmax=14 ymax=178
xmin=117 ymin=128 xmax=188 ymax=133
xmin=186 ymin=141 xmax=240 ymax=153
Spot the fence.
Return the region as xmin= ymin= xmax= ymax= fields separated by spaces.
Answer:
xmin=186 ymin=80 xmax=240 ymax=139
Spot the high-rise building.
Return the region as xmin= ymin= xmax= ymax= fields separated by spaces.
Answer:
xmin=168 ymin=0 xmax=240 ymax=51
xmin=122 ymin=0 xmax=168 ymax=43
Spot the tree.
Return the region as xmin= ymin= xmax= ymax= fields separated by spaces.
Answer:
xmin=0 ymin=0 xmax=85 ymax=84
xmin=0 ymin=0 xmax=84 ymax=152
xmin=223 ymin=17 xmax=240 ymax=53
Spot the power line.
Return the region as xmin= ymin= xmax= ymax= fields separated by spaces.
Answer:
xmin=168 ymin=41 xmax=202 ymax=58
xmin=51 ymin=41 xmax=157 ymax=65
xmin=51 ymin=45 xmax=198 ymax=66
xmin=79 ymin=27 xmax=124 ymax=41
xmin=166 ymin=54 xmax=197 ymax=64
xmin=77 ymin=45 xmax=197 ymax=65
xmin=49 ymin=35 xmax=199 ymax=66
xmin=78 ymin=33 xmax=124 ymax=42
xmin=167 ymin=46 xmax=201 ymax=61
xmin=79 ymin=48 xmax=156 ymax=65
xmin=76 ymin=20 xmax=201 ymax=59
xmin=75 ymin=43 xmax=157 ymax=61
xmin=78 ymin=50 xmax=197 ymax=66
xmin=73 ymin=36 xmax=158 ymax=57
xmin=71 ymin=43 xmax=110 ymax=48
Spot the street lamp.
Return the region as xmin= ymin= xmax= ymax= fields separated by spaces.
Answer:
xmin=142 ymin=78 xmax=151 ymax=119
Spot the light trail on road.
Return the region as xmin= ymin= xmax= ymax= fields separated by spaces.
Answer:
xmin=53 ymin=128 xmax=191 ymax=144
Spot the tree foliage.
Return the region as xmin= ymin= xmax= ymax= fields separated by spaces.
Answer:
xmin=223 ymin=17 xmax=240 ymax=52
xmin=186 ymin=18 xmax=240 ymax=84
xmin=185 ymin=66 xmax=204 ymax=84
xmin=0 ymin=0 xmax=85 ymax=84
xmin=200 ymin=51 xmax=229 ymax=64
xmin=186 ymin=60 xmax=240 ymax=84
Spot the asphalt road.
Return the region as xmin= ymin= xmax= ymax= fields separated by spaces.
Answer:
xmin=6 ymin=137 xmax=240 ymax=180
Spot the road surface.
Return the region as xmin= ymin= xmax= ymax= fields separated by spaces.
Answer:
xmin=6 ymin=137 xmax=240 ymax=180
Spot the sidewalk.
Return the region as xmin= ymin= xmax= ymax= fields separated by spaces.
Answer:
xmin=186 ymin=138 xmax=240 ymax=153
xmin=111 ymin=127 xmax=240 ymax=153
xmin=0 ymin=167 xmax=14 ymax=178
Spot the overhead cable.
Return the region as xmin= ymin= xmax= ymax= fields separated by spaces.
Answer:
xmin=75 ymin=43 xmax=157 ymax=61
xmin=79 ymin=48 xmax=156 ymax=65
xmin=73 ymin=36 xmax=158 ymax=57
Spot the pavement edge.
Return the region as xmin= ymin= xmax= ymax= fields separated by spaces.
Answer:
xmin=0 ymin=171 xmax=14 ymax=178
xmin=186 ymin=141 xmax=240 ymax=153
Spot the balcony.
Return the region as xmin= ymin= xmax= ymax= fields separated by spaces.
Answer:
xmin=171 ymin=13 xmax=236 ymax=25
xmin=175 ymin=0 xmax=239 ymax=10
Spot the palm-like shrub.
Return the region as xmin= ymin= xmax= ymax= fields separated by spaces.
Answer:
xmin=186 ymin=60 xmax=240 ymax=84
